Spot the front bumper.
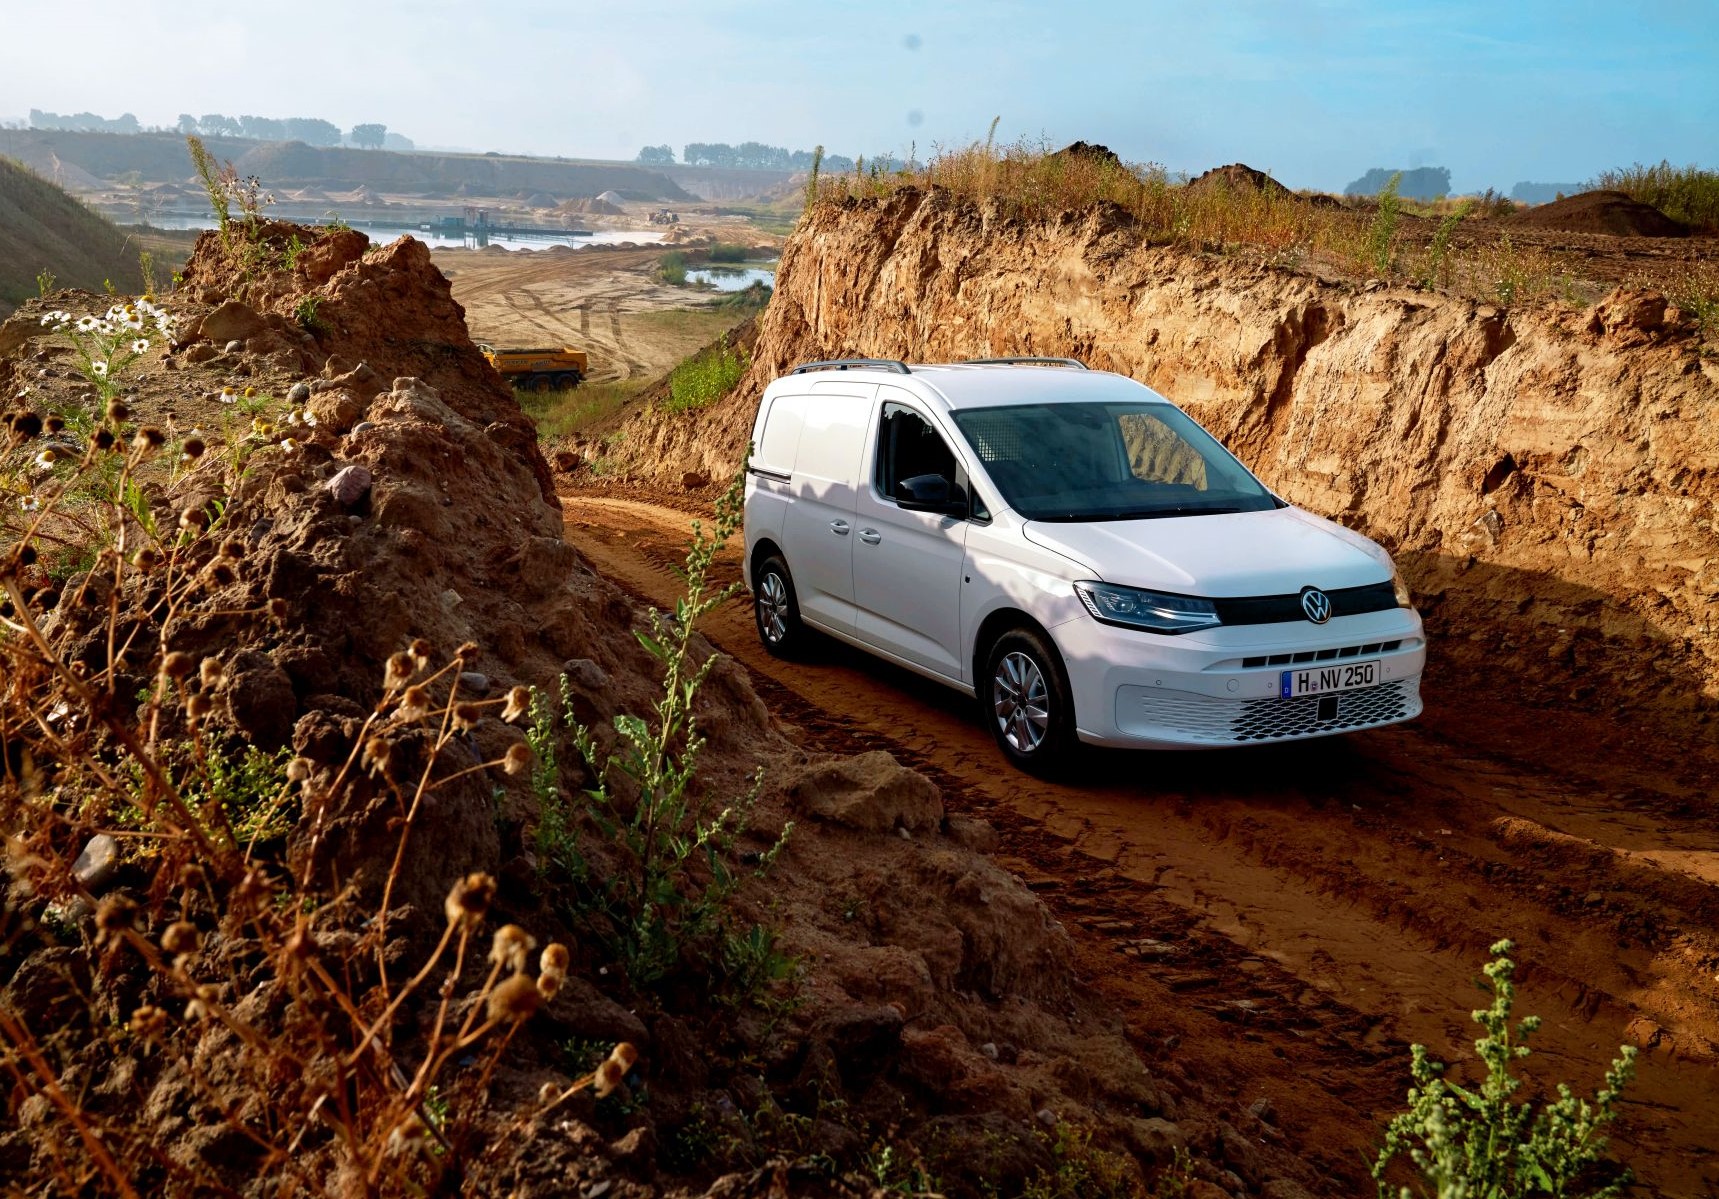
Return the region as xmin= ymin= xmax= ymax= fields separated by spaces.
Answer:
xmin=1050 ymin=607 xmax=1427 ymax=749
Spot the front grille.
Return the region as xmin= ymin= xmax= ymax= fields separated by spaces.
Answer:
xmin=1240 ymin=640 xmax=1402 ymax=669
xmin=1213 ymin=581 xmax=1398 ymax=626
xmin=1121 ymin=679 xmax=1421 ymax=745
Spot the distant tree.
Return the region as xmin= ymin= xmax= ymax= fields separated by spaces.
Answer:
xmin=177 ymin=113 xmax=199 ymax=135
xmin=1344 ymin=166 xmax=1452 ymax=200
xmin=382 ymin=132 xmax=415 ymax=152
xmin=284 ymin=117 xmax=342 ymax=146
xmin=636 ymin=144 xmax=675 ymax=165
xmin=350 ymin=123 xmax=387 ymax=150
xmin=199 ymin=113 xmax=241 ymax=137
xmin=238 ymin=115 xmax=286 ymax=141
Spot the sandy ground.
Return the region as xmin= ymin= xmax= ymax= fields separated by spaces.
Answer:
xmin=560 ymin=487 xmax=1719 ymax=1199
xmin=436 ymin=245 xmax=758 ymax=383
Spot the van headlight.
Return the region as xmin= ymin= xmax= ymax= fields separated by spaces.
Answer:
xmin=1390 ymin=562 xmax=1413 ymax=609
xmin=1074 ymin=581 xmax=1221 ymax=634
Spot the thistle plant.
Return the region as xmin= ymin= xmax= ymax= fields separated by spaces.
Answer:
xmin=1374 ymin=940 xmax=1637 ymax=1199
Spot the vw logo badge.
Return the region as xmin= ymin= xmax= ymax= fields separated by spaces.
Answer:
xmin=1299 ymin=587 xmax=1333 ymax=624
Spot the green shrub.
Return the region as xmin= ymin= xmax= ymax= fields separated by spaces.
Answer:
xmin=666 ymin=334 xmax=748 ymax=413
xmin=1590 ymin=160 xmax=1719 ymax=231
xmin=1366 ymin=172 xmax=1402 ymax=275
xmin=658 ymin=250 xmax=688 ymax=285
xmin=707 ymin=243 xmax=750 ymax=263
xmin=1374 ymin=939 xmax=1637 ymax=1199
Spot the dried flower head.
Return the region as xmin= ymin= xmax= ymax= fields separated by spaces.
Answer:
xmin=186 ymin=983 xmax=221 ymax=1022
xmin=383 ymin=651 xmax=415 ymax=691
xmin=444 ymin=872 xmax=496 ymax=930
xmin=132 ymin=547 xmax=162 ymax=572
xmin=106 ymin=399 xmax=130 ymax=423
xmin=160 ymin=651 xmax=194 ymax=680
xmin=129 ymin=1004 xmax=169 ymax=1042
xmin=93 ymin=427 xmax=115 ymax=451
xmin=178 ymin=506 xmax=208 ymax=532
xmin=537 ymin=971 xmax=563 ymax=1000
xmin=488 ymin=924 xmax=536 ymax=974
xmin=452 ymin=702 xmax=482 ymax=732
xmin=456 ymin=640 xmax=480 ymax=664
xmin=395 ymin=684 xmax=430 ymax=724
xmin=501 ymin=686 xmax=531 ymax=723
xmin=186 ymin=693 xmax=213 ymax=720
xmin=202 ymin=559 xmax=237 ymax=588
xmin=43 ymin=415 xmax=65 ymax=434
xmin=94 ymin=894 xmax=138 ymax=944
xmin=503 ymin=743 xmax=532 ymax=776
xmin=219 ymin=537 xmax=246 ymax=560
xmin=592 ymin=1056 xmax=626 ymax=1098
xmin=181 ymin=436 xmax=206 ymax=461
xmin=362 ymin=736 xmax=393 ymax=776
xmin=286 ymin=756 xmax=313 ymax=783
xmin=266 ymin=597 xmax=288 ymax=623
xmin=161 ymin=920 xmax=200 ymax=956
xmin=134 ymin=425 xmax=166 ymax=451
xmin=199 ymin=657 xmax=224 ymax=688
xmin=540 ymin=942 xmax=570 ymax=977
xmin=385 ymin=1113 xmax=427 ymax=1158
xmin=487 ymin=973 xmax=543 ymax=1023
xmin=409 ymin=638 xmax=433 ymax=668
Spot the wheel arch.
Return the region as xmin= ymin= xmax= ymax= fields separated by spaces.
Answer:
xmin=971 ymin=607 xmax=1071 ymax=695
xmin=749 ymin=537 xmax=785 ymax=589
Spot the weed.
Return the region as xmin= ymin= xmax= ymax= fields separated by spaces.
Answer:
xmin=280 ymin=234 xmax=307 ymax=272
xmin=1365 ymin=173 xmax=1403 ymax=275
xmin=1419 ymin=200 xmax=1474 ymax=291
xmin=137 ymin=250 xmax=157 ymax=296
xmin=294 ymin=294 xmax=326 ymax=335
xmin=186 ymin=135 xmax=231 ymax=243
xmin=804 ymin=144 xmax=825 ymax=212
xmin=516 ymin=377 xmax=644 ymax=441
xmin=1374 ymin=939 xmax=1636 ymax=1199
xmin=1590 ymin=160 xmax=1719 ymax=232
xmin=866 ymin=1142 xmax=942 ymax=1195
xmin=1022 ymin=1124 xmax=1138 ymax=1199
xmin=35 ymin=268 xmax=56 ymax=298
xmin=707 ymin=243 xmax=751 ymax=263
xmin=658 ymin=250 xmax=689 ymax=286
xmin=531 ymin=468 xmax=791 ymax=991
xmin=666 ymin=334 xmax=748 ymax=414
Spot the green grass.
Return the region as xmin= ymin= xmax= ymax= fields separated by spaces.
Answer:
xmin=666 ymin=334 xmax=747 ymax=414
xmin=658 ymin=250 xmax=688 ymax=285
xmin=1590 ymin=161 xmax=1719 ymax=231
xmin=517 ymin=377 xmax=645 ymax=440
xmin=706 ymin=243 xmax=751 ymax=263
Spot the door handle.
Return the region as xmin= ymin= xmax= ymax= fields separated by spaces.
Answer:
xmin=858 ymin=528 xmax=882 ymax=545
xmin=829 ymin=520 xmax=850 ymax=536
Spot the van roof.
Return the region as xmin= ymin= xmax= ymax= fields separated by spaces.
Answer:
xmin=776 ymin=361 xmax=1172 ymax=412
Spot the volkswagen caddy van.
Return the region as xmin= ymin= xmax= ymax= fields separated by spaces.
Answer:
xmin=742 ymin=358 xmax=1425 ymax=771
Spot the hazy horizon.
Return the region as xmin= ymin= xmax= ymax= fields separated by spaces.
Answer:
xmin=2 ymin=0 xmax=1714 ymax=195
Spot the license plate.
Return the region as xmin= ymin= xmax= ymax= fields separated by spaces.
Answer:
xmin=1281 ymin=660 xmax=1379 ymax=698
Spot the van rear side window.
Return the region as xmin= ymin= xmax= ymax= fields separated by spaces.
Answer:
xmin=756 ymin=394 xmax=807 ymax=476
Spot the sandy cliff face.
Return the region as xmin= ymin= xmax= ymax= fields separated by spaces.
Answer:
xmin=616 ymin=189 xmax=1719 ymax=712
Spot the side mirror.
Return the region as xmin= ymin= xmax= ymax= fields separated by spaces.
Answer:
xmin=897 ymin=473 xmax=967 ymax=517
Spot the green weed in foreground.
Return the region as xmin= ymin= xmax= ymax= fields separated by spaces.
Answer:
xmin=658 ymin=250 xmax=689 ymax=285
xmin=666 ymin=334 xmax=748 ymax=414
xmin=1374 ymin=940 xmax=1636 ymax=1199
xmin=517 ymin=378 xmax=644 ymax=440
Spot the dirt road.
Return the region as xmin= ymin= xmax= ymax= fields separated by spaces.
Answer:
xmin=562 ymin=488 xmax=1719 ymax=1197
xmin=436 ymin=246 xmax=744 ymax=382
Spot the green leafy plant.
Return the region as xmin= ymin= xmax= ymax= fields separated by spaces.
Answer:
xmin=1420 ymin=200 xmax=1474 ymax=291
xmin=186 ymin=135 xmax=232 ymax=243
xmin=1374 ymin=940 xmax=1637 ymax=1199
xmin=658 ymin=250 xmax=689 ymax=285
xmin=533 ymin=468 xmax=791 ymax=989
xmin=1023 ymin=1124 xmax=1138 ymax=1199
xmin=666 ymin=333 xmax=748 ymax=414
xmin=294 ymin=294 xmax=326 ymax=335
xmin=803 ymin=144 xmax=824 ymax=213
xmin=35 ymin=268 xmax=56 ymax=298
xmin=1366 ymin=172 xmax=1403 ymax=275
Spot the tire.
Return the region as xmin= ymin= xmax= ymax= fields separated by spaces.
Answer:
xmin=983 ymin=627 xmax=1075 ymax=774
xmin=753 ymin=555 xmax=809 ymax=658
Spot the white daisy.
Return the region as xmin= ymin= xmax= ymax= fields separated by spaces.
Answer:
xmin=131 ymin=339 xmax=150 ymax=354
xmin=280 ymin=438 xmax=299 ymax=453
xmin=302 ymin=410 xmax=318 ymax=427
xmin=18 ymin=495 xmax=40 ymax=512
xmin=219 ymin=388 xmax=238 ymax=404
xmin=91 ymin=361 xmax=109 ymax=378
xmin=34 ymin=450 xmax=57 ymax=473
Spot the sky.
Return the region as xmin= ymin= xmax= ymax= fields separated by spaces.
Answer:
xmin=1 ymin=0 xmax=1715 ymax=192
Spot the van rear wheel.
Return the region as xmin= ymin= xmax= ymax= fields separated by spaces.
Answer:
xmin=984 ymin=627 xmax=1074 ymax=774
xmin=754 ymin=555 xmax=809 ymax=658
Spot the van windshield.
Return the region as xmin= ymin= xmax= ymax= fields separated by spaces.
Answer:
xmin=950 ymin=402 xmax=1279 ymax=522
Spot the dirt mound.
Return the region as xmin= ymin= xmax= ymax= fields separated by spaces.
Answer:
xmin=0 ymin=157 xmax=138 ymax=314
xmin=1509 ymin=188 xmax=1689 ymax=237
xmin=561 ymin=195 xmax=626 ymax=216
xmin=1188 ymin=162 xmax=1292 ymax=197
xmin=1049 ymin=140 xmax=1124 ymax=169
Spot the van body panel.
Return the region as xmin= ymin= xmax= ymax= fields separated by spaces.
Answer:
xmin=776 ymin=389 xmax=874 ymax=633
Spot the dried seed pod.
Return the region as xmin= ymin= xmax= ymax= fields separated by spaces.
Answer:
xmin=160 ymin=651 xmax=194 ymax=680
xmin=94 ymin=895 xmax=138 ymax=943
xmin=161 ymin=920 xmax=200 ymax=956
xmin=395 ymin=684 xmax=429 ymax=724
xmin=93 ymin=427 xmax=115 ymax=451
xmin=540 ymin=942 xmax=570 ymax=976
xmin=383 ymin=651 xmax=414 ymax=691
xmin=592 ymin=1056 xmax=626 ymax=1098
xmin=9 ymin=412 xmax=43 ymax=442
xmin=186 ymin=693 xmax=212 ymax=720
xmin=132 ymin=547 xmax=162 ymax=572
xmin=202 ymin=560 xmax=236 ymax=588
xmin=488 ymin=924 xmax=536 ymax=974
xmin=106 ymin=399 xmax=130 ymax=423
xmin=185 ymin=983 xmax=220 ymax=1022
xmin=286 ymin=756 xmax=312 ymax=783
xmin=43 ymin=415 xmax=65 ymax=434
xmin=199 ymin=657 xmax=224 ymax=688
xmin=409 ymin=638 xmax=432 ymax=668
xmin=135 ymin=425 xmax=166 ymax=449
xmin=219 ymin=538 xmax=246 ymax=560
xmin=443 ymin=872 xmax=496 ymax=930
xmin=181 ymin=436 xmax=206 ymax=460
xmin=129 ymin=1005 xmax=169 ymax=1041
xmin=501 ymin=686 xmax=531 ymax=724
xmin=456 ymin=641 xmax=480 ymax=664
xmin=452 ymin=702 xmax=482 ymax=731
xmin=502 ymin=743 xmax=531 ymax=776
xmin=486 ymin=974 xmax=542 ymax=1023
xmin=362 ymin=736 xmax=392 ymax=776
xmin=536 ymin=971 xmax=562 ymax=1000
xmin=178 ymin=506 xmax=208 ymax=532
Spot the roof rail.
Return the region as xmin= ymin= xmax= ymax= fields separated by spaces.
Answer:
xmin=960 ymin=356 xmax=1089 ymax=369
xmin=791 ymin=358 xmax=912 ymax=376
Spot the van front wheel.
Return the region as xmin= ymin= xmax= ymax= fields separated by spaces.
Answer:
xmin=754 ymin=555 xmax=808 ymax=658
xmin=984 ymin=628 xmax=1074 ymax=773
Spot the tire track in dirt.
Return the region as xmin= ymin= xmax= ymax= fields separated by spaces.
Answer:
xmin=561 ymin=490 xmax=1719 ymax=1197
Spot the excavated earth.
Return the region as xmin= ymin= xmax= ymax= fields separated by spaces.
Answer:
xmin=0 ymin=225 xmax=1342 ymax=1197
xmin=565 ymin=186 xmax=1719 ymax=1195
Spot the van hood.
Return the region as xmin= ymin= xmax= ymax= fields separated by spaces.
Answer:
xmin=1021 ymin=506 xmax=1390 ymax=597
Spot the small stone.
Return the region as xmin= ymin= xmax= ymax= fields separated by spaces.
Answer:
xmin=459 ymin=671 xmax=490 ymax=695
xmin=1584 ymin=891 xmax=1604 ymax=905
xmin=1035 ymin=1107 xmax=1058 ymax=1128
xmin=325 ymin=464 xmax=373 ymax=505
xmin=72 ymin=834 xmax=120 ymax=891
xmin=350 ymin=421 xmax=376 ymax=435
xmin=562 ymin=658 xmax=609 ymax=691
xmin=287 ymin=382 xmax=311 ymax=403
xmin=980 ymin=1042 xmax=999 ymax=1060
xmin=224 ymin=339 xmax=244 ymax=354
xmin=897 ymin=826 xmax=912 ymax=841
xmin=1248 ymin=1096 xmax=1277 ymax=1124
xmin=441 ymin=589 xmax=463 ymax=610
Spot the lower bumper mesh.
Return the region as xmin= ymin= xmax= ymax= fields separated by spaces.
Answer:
xmin=1119 ymin=678 xmax=1422 ymax=745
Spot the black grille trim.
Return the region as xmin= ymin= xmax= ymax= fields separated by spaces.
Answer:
xmin=1214 ymin=581 xmax=1398 ymax=627
xmin=1241 ymin=639 xmax=1402 ymax=669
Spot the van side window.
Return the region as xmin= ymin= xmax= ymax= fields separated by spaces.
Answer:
xmin=875 ymin=403 xmax=959 ymax=501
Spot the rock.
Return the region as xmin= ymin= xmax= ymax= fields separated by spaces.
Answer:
xmin=288 ymin=382 xmax=311 ymax=403
xmin=350 ymin=420 xmax=376 ymax=436
xmin=199 ymin=300 xmax=266 ymax=344
xmin=458 ymin=671 xmax=490 ymax=695
xmin=782 ymin=750 xmax=944 ymax=833
xmin=553 ymin=449 xmax=582 ymax=473
xmin=1127 ymin=1116 xmax=1187 ymax=1164
xmin=224 ymin=340 xmax=245 ymax=354
xmin=218 ymin=650 xmax=297 ymax=748
xmin=680 ymin=470 xmax=710 ymax=490
xmin=1261 ymin=1180 xmax=1317 ymax=1199
xmin=325 ymin=464 xmax=373 ymax=505
xmin=542 ymin=974 xmax=649 ymax=1048
xmin=946 ymin=813 xmax=1000 ymax=854
xmin=1184 ymin=1183 xmax=1232 ymax=1199
xmin=808 ymin=1004 xmax=904 ymax=1089
xmin=1035 ymin=1107 xmax=1058 ymax=1128
xmin=563 ymin=658 xmax=610 ymax=691
xmin=71 ymin=834 xmax=120 ymax=890
xmin=307 ymin=388 xmax=364 ymax=432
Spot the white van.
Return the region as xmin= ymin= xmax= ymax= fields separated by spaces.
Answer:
xmin=742 ymin=358 xmax=1425 ymax=771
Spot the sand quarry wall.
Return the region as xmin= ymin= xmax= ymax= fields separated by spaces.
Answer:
xmin=616 ymin=188 xmax=1719 ymax=712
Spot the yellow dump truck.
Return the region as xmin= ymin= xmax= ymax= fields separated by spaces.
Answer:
xmin=479 ymin=344 xmax=586 ymax=392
